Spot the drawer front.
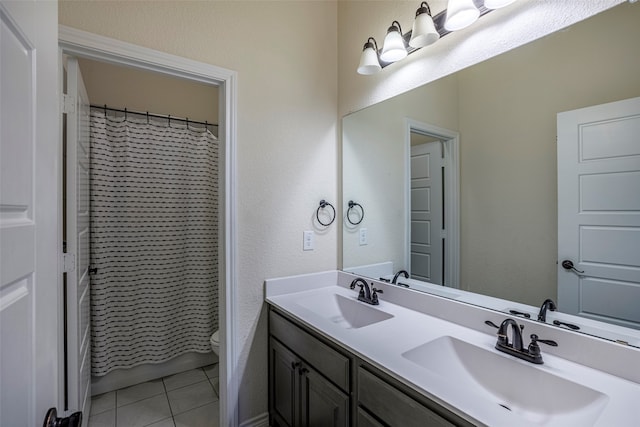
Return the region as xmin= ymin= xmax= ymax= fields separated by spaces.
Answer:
xmin=270 ymin=309 xmax=350 ymax=392
xmin=357 ymin=408 xmax=385 ymax=427
xmin=358 ymin=367 xmax=455 ymax=427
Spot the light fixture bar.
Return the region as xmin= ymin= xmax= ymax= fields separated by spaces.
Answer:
xmin=371 ymin=0 xmax=494 ymax=70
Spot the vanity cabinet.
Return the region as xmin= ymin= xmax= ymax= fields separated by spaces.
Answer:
xmin=268 ymin=306 xmax=474 ymax=427
xmin=269 ymin=308 xmax=351 ymax=427
xmin=356 ymin=362 xmax=472 ymax=427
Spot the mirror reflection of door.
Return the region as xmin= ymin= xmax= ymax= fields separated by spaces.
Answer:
xmin=410 ymin=132 xmax=444 ymax=284
xmin=557 ymin=96 xmax=640 ymax=330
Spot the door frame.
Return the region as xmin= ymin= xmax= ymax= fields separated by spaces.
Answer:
xmin=404 ymin=119 xmax=460 ymax=288
xmin=58 ymin=26 xmax=239 ymax=426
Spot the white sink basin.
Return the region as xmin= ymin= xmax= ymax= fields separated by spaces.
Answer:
xmin=295 ymin=293 xmax=393 ymax=329
xmin=402 ymin=336 xmax=609 ymax=426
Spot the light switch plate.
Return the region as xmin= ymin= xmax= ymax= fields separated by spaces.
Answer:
xmin=303 ymin=230 xmax=314 ymax=251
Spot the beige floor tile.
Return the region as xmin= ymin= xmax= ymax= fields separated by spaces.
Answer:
xmin=167 ymin=380 xmax=217 ymax=415
xmin=203 ymin=364 xmax=219 ymax=379
xmin=87 ymin=409 xmax=115 ymax=427
xmin=209 ymin=377 xmax=220 ymax=397
xmin=116 ymin=394 xmax=172 ymax=427
xmin=146 ymin=417 xmax=176 ymax=427
xmin=90 ymin=391 xmax=115 ymax=416
xmin=117 ymin=378 xmax=165 ymax=407
xmin=173 ymin=401 xmax=220 ymax=427
xmin=163 ymin=368 xmax=208 ymax=391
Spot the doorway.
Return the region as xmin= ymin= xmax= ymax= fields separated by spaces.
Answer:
xmin=405 ymin=119 xmax=460 ymax=288
xmin=59 ymin=26 xmax=238 ymax=426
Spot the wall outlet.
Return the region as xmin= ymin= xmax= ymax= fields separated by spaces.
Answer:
xmin=359 ymin=228 xmax=368 ymax=246
xmin=303 ymin=230 xmax=315 ymax=251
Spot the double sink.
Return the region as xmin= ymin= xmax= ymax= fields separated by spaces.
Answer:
xmin=291 ymin=285 xmax=610 ymax=426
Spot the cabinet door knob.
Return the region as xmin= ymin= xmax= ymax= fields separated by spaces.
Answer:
xmin=291 ymin=361 xmax=301 ymax=370
xmin=299 ymin=367 xmax=309 ymax=375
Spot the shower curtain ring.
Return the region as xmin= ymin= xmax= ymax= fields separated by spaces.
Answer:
xmin=316 ymin=200 xmax=336 ymax=227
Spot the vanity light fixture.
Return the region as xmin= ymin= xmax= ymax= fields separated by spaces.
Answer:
xmin=357 ymin=37 xmax=382 ymax=75
xmin=357 ymin=0 xmax=519 ymax=75
xmin=409 ymin=2 xmax=440 ymax=48
xmin=380 ymin=21 xmax=408 ymax=63
xmin=444 ymin=0 xmax=480 ymax=31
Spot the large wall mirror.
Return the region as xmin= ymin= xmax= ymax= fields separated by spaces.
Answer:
xmin=342 ymin=2 xmax=640 ymax=346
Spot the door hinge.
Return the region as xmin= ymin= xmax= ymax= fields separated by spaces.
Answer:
xmin=62 ymin=94 xmax=76 ymax=114
xmin=61 ymin=253 xmax=76 ymax=273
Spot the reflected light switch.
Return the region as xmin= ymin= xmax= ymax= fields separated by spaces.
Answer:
xmin=359 ymin=228 xmax=368 ymax=246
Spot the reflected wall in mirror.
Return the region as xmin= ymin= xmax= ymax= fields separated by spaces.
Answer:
xmin=342 ymin=3 xmax=640 ymax=335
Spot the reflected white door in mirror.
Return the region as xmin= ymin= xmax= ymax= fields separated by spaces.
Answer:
xmin=409 ymin=135 xmax=443 ymax=283
xmin=558 ymin=96 xmax=640 ymax=330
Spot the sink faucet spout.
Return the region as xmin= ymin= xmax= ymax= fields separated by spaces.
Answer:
xmin=392 ymin=270 xmax=409 ymax=284
xmin=497 ymin=318 xmax=524 ymax=351
xmin=537 ymin=298 xmax=557 ymax=322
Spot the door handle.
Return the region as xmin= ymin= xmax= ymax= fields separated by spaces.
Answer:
xmin=561 ymin=260 xmax=584 ymax=274
xmin=43 ymin=408 xmax=82 ymax=427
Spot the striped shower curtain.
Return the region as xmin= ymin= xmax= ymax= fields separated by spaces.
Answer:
xmin=89 ymin=109 xmax=218 ymax=376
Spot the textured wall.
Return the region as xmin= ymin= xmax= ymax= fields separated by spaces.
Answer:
xmin=59 ymin=1 xmax=338 ymax=422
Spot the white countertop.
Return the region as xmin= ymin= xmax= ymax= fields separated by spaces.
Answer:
xmin=265 ymin=270 xmax=640 ymax=427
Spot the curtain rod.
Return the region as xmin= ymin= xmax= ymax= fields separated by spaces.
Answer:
xmin=90 ymin=105 xmax=218 ymax=129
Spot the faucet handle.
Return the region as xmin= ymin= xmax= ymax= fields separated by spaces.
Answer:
xmin=528 ymin=334 xmax=558 ymax=358
xmin=371 ymin=287 xmax=383 ymax=304
xmin=529 ymin=334 xmax=558 ymax=347
xmin=485 ymin=320 xmax=500 ymax=329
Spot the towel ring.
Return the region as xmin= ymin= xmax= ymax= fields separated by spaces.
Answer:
xmin=316 ymin=200 xmax=336 ymax=227
xmin=347 ymin=200 xmax=364 ymax=225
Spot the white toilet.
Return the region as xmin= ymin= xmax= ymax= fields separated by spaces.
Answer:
xmin=210 ymin=330 xmax=220 ymax=356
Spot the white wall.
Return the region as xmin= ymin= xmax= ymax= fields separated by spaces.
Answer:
xmin=59 ymin=1 xmax=337 ymax=422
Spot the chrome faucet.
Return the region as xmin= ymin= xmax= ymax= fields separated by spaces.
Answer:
xmin=537 ymin=298 xmax=557 ymax=322
xmin=350 ymin=277 xmax=382 ymax=305
xmin=486 ymin=318 xmax=558 ymax=364
xmin=392 ymin=270 xmax=409 ymax=284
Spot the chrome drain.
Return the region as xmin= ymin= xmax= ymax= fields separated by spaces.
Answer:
xmin=498 ymin=403 xmax=512 ymax=411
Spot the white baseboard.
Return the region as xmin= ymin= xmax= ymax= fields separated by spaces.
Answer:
xmin=239 ymin=412 xmax=269 ymax=427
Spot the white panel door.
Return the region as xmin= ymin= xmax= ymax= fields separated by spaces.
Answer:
xmin=410 ymin=141 xmax=443 ymax=284
xmin=65 ymin=57 xmax=91 ymax=424
xmin=558 ymin=96 xmax=640 ymax=329
xmin=0 ymin=1 xmax=60 ymax=426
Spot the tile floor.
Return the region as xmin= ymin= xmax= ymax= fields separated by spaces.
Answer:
xmin=88 ymin=364 xmax=220 ymax=427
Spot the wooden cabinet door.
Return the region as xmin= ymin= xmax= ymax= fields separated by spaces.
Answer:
xmin=300 ymin=366 xmax=349 ymax=427
xmin=270 ymin=338 xmax=299 ymax=427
